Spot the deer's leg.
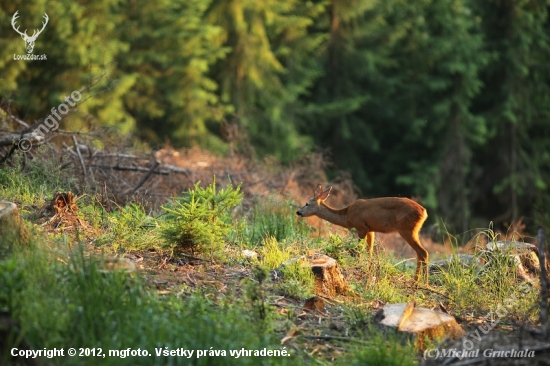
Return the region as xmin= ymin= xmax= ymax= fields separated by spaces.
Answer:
xmin=366 ymin=232 xmax=375 ymax=256
xmin=398 ymin=230 xmax=428 ymax=283
xmin=356 ymin=227 xmax=374 ymax=256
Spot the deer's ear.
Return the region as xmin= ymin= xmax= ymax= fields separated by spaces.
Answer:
xmin=319 ymin=186 xmax=332 ymax=201
xmin=314 ymin=184 xmax=323 ymax=198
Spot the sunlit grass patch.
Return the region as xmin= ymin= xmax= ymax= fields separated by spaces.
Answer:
xmin=94 ymin=203 xmax=162 ymax=251
xmin=0 ymin=148 xmax=78 ymax=208
xmin=241 ymin=195 xmax=311 ymax=246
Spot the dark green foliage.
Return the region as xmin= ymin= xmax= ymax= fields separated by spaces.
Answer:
xmin=160 ymin=178 xmax=242 ymax=253
xmin=2 ymin=0 xmax=550 ymax=234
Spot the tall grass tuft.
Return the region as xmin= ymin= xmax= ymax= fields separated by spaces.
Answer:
xmin=243 ymin=196 xmax=310 ymax=246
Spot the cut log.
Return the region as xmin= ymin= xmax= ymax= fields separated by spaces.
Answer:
xmin=306 ymin=254 xmax=350 ymax=297
xmin=397 ymin=300 xmax=416 ymax=331
xmin=376 ymin=302 xmax=464 ymax=350
xmin=485 ymin=240 xmax=540 ymax=281
xmin=0 ymin=201 xmax=30 ymax=253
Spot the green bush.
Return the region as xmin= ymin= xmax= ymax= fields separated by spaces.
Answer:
xmin=160 ymin=178 xmax=242 ymax=254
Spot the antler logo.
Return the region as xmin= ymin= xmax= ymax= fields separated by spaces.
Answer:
xmin=11 ymin=11 xmax=49 ymax=54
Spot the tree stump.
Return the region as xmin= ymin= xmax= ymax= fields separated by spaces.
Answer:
xmin=376 ymin=301 xmax=464 ymax=350
xmin=0 ymin=201 xmax=30 ymax=253
xmin=485 ymin=241 xmax=540 ymax=282
xmin=306 ymin=253 xmax=350 ymax=297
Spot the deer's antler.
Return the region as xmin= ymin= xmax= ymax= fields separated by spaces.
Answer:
xmin=11 ymin=11 xmax=28 ymax=37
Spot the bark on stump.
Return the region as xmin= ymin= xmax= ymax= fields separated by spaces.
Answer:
xmin=306 ymin=254 xmax=349 ymax=297
xmin=0 ymin=201 xmax=30 ymax=253
xmin=486 ymin=241 xmax=540 ymax=282
xmin=376 ymin=301 xmax=464 ymax=350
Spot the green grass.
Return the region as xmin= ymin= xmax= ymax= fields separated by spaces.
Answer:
xmin=1 ymin=243 xmax=296 ymax=366
xmin=0 ymin=148 xmax=77 ymax=208
xmin=93 ymin=203 xmax=162 ymax=251
xmin=241 ymin=195 xmax=311 ymax=246
xmin=0 ymin=155 xmax=543 ymax=366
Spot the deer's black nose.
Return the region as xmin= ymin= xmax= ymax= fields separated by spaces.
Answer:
xmin=296 ymin=211 xmax=302 ymax=216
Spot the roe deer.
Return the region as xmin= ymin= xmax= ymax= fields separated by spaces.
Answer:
xmin=296 ymin=184 xmax=429 ymax=282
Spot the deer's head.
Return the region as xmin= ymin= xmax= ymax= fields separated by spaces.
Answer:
xmin=12 ymin=11 xmax=49 ymax=54
xmin=296 ymin=184 xmax=332 ymax=217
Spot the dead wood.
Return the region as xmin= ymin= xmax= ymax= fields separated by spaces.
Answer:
xmin=376 ymin=302 xmax=464 ymax=350
xmin=87 ymin=164 xmax=169 ymax=175
xmin=0 ymin=132 xmax=44 ymax=147
xmin=306 ymin=254 xmax=350 ymax=297
xmin=72 ymin=136 xmax=87 ymax=178
xmin=485 ymin=240 xmax=541 ymax=282
xmin=0 ymin=201 xmax=30 ymax=251
xmin=122 ymin=160 xmax=160 ymax=196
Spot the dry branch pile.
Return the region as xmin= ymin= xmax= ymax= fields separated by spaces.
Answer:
xmin=0 ymin=125 xmax=358 ymax=216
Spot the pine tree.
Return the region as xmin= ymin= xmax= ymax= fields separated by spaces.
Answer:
xmin=472 ymin=0 xmax=550 ymax=228
xmin=0 ymin=0 xmax=132 ymax=132
xmin=118 ymin=0 xmax=227 ymax=149
xmin=207 ymin=0 xmax=324 ymax=161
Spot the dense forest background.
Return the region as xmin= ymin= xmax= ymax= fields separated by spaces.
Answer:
xmin=1 ymin=0 xmax=549 ymax=235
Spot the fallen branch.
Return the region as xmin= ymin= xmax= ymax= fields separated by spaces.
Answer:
xmin=180 ymin=253 xmax=211 ymax=262
xmin=122 ymin=160 xmax=160 ymax=196
xmin=417 ymin=284 xmax=453 ymax=301
xmin=87 ymin=164 xmax=170 ymax=175
xmin=301 ymin=335 xmax=368 ymax=344
xmin=0 ymin=132 xmax=43 ymax=147
xmin=72 ymin=136 xmax=87 ymax=179
xmin=162 ymin=164 xmax=191 ymax=176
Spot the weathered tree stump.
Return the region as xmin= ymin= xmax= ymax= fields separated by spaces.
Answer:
xmin=485 ymin=241 xmax=540 ymax=282
xmin=306 ymin=253 xmax=350 ymax=297
xmin=0 ymin=201 xmax=30 ymax=253
xmin=376 ymin=301 xmax=464 ymax=350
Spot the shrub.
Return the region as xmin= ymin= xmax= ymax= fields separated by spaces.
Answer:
xmin=160 ymin=177 xmax=242 ymax=254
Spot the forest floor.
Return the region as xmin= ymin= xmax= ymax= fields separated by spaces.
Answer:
xmin=1 ymin=143 xmax=549 ymax=365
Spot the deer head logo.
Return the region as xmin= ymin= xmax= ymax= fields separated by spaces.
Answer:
xmin=11 ymin=11 xmax=49 ymax=54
